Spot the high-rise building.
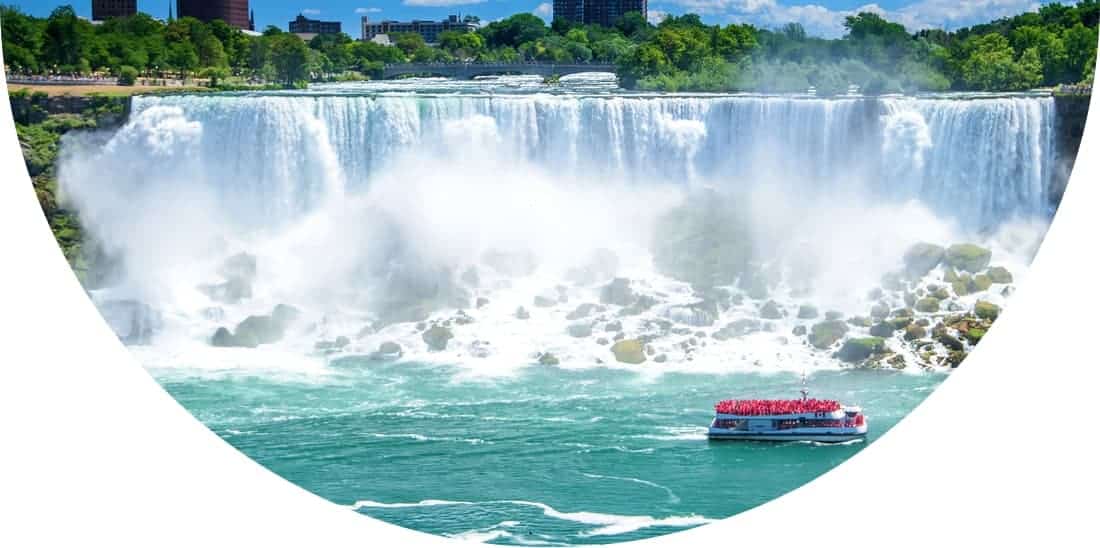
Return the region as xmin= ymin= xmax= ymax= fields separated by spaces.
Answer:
xmin=91 ymin=0 xmax=137 ymax=21
xmin=552 ymin=0 xmax=583 ymax=25
xmin=289 ymin=14 xmax=341 ymax=35
xmin=176 ymin=0 xmax=253 ymax=30
xmin=553 ymin=0 xmax=647 ymax=27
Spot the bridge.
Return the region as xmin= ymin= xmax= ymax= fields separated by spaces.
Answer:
xmin=381 ymin=62 xmax=617 ymax=80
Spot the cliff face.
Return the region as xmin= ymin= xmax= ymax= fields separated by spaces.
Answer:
xmin=8 ymin=91 xmax=131 ymax=287
xmin=1052 ymin=94 xmax=1092 ymax=208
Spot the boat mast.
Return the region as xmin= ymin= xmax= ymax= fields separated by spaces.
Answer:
xmin=800 ymin=371 xmax=809 ymax=401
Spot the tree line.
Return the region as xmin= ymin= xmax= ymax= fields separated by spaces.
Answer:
xmin=2 ymin=3 xmax=1096 ymax=92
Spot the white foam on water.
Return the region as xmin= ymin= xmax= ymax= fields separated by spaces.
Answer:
xmin=581 ymin=473 xmax=681 ymax=504
xmin=349 ymin=498 xmax=713 ymax=538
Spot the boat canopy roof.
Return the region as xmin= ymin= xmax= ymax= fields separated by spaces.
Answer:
xmin=714 ymin=399 xmax=841 ymax=416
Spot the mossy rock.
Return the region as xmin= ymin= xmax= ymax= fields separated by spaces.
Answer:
xmin=611 ymin=339 xmax=647 ymax=364
xmin=945 ymin=244 xmax=992 ymax=273
xmin=964 ymin=328 xmax=986 ymax=344
xmin=914 ymin=297 xmax=941 ymax=313
xmin=970 ymin=274 xmax=993 ymax=292
xmin=892 ymin=307 xmax=914 ymax=318
xmin=929 ymin=286 xmax=951 ymax=300
xmin=952 ymin=275 xmax=972 ymax=297
xmin=836 ymin=337 xmax=886 ymax=363
xmin=974 ymin=300 xmax=1001 ymax=321
xmin=934 ymin=328 xmax=965 ymax=352
xmin=370 ymin=341 xmax=403 ymax=361
xmin=903 ymin=243 xmax=945 ymax=278
xmin=422 ymin=325 xmax=454 ymax=351
xmin=888 ymin=316 xmax=914 ymax=330
xmin=943 ymin=268 xmax=959 ymax=283
xmin=904 ymin=324 xmax=927 ymax=341
xmin=797 ymin=304 xmax=819 ymax=319
xmin=809 ymin=320 xmax=849 ymax=349
xmin=986 ymin=266 xmax=1013 ymax=284
xmin=887 ymin=354 xmax=907 ymax=370
xmin=944 ymin=350 xmax=967 ymax=368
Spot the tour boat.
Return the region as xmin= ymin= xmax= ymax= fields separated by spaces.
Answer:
xmin=708 ymin=380 xmax=868 ymax=443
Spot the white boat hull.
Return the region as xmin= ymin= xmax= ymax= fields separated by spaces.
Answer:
xmin=707 ymin=428 xmax=867 ymax=443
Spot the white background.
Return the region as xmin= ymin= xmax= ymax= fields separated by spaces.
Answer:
xmin=1 ymin=61 xmax=1097 ymax=546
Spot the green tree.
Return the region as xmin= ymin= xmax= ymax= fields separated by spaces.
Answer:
xmin=268 ymin=33 xmax=311 ymax=85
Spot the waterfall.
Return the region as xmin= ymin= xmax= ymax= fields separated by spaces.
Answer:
xmin=120 ymin=93 xmax=1057 ymax=232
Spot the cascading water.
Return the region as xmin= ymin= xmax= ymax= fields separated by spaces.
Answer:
xmin=58 ymin=85 xmax=1060 ymax=374
xmin=53 ymin=79 xmax=1074 ymax=545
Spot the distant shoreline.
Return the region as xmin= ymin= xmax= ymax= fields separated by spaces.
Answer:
xmin=6 ymin=83 xmax=208 ymax=97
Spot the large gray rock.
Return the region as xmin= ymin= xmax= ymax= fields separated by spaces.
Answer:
xmin=903 ymin=243 xmax=945 ymax=279
xmin=809 ymin=320 xmax=848 ymax=349
xmin=567 ymin=322 xmax=593 ymax=338
xmin=600 ymin=278 xmax=635 ymax=306
xmin=422 ymin=325 xmax=454 ymax=351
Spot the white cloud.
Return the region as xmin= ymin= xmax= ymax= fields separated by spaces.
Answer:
xmin=301 ymin=8 xmax=321 ymax=16
xmin=534 ymin=2 xmax=553 ymax=20
xmin=355 ymin=7 xmax=383 ymax=14
xmin=648 ymin=9 xmax=670 ymax=25
xmin=662 ymin=0 xmax=1043 ymax=38
xmin=402 ymin=0 xmax=487 ymax=6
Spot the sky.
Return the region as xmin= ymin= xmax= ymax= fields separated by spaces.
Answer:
xmin=8 ymin=0 xmax=1057 ymax=39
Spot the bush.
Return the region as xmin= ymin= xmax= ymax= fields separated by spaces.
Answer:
xmin=117 ymin=65 xmax=139 ymax=86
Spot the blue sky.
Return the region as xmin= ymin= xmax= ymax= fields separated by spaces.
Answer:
xmin=9 ymin=0 xmax=1055 ymax=38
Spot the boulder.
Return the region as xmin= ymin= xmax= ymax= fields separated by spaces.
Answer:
xmin=929 ymin=285 xmax=951 ymax=301
xmin=567 ymin=322 xmax=593 ymax=338
xmin=933 ymin=327 xmax=965 ymax=352
xmin=986 ymin=266 xmax=1013 ymax=284
xmin=888 ymin=354 xmax=906 ymax=369
xmin=600 ymin=278 xmax=635 ymax=306
xmin=604 ymin=320 xmax=623 ymax=332
xmin=654 ymin=353 xmax=668 ymax=363
xmin=963 ymin=328 xmax=986 ymax=344
xmin=620 ymin=295 xmax=658 ymax=316
xmin=792 ymin=325 xmax=807 ymax=336
xmin=567 ymin=303 xmax=601 ymax=320
xmin=869 ymin=322 xmax=896 ymax=337
xmin=904 ymin=324 xmax=927 ymax=341
xmin=836 ymin=337 xmax=886 ymax=363
xmin=903 ymin=243 xmax=945 ymax=279
xmin=515 ymin=306 xmax=530 ymax=320
xmin=809 ymin=320 xmax=848 ymax=349
xmin=971 ymin=274 xmax=993 ymax=292
xmin=759 ymin=300 xmax=784 ymax=320
xmin=476 ymin=297 xmax=490 ymax=309
xmin=211 ymin=327 xmax=236 ymax=347
xmin=370 ymin=341 xmax=403 ymax=361
xmin=915 ymin=297 xmax=941 ymax=313
xmin=974 ymin=300 xmax=1001 ymax=321
xmin=422 ymin=325 xmax=454 ymax=351
xmin=797 ymin=304 xmax=819 ymax=319
xmin=945 ymin=244 xmax=992 ymax=273
xmin=952 ymin=275 xmax=972 ymax=297
xmin=537 ymin=352 xmax=560 ymax=366
xmin=610 ymin=339 xmax=647 ymax=364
